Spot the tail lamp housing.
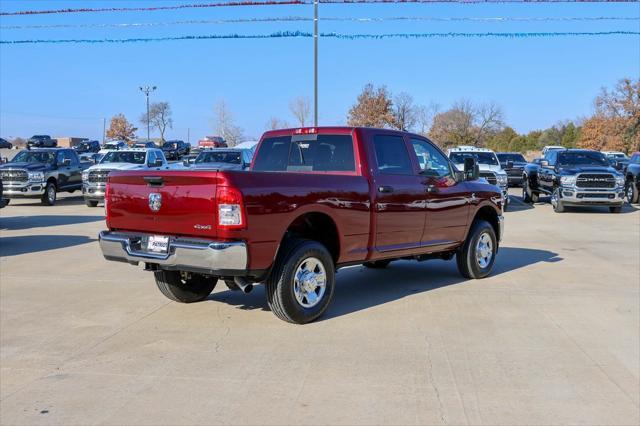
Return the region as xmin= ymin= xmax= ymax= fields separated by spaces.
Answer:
xmin=216 ymin=186 xmax=245 ymax=229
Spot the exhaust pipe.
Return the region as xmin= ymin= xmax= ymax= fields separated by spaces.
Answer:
xmin=233 ymin=277 xmax=254 ymax=294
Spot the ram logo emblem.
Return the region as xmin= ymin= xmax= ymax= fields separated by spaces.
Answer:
xmin=148 ymin=193 xmax=162 ymax=212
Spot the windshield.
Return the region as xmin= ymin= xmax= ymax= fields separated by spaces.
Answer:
xmin=557 ymin=151 xmax=608 ymax=167
xmin=450 ymin=152 xmax=499 ymax=166
xmin=100 ymin=151 xmax=146 ymax=164
xmin=497 ymin=153 xmax=525 ymax=163
xmin=12 ymin=151 xmax=56 ymax=163
xmin=162 ymin=142 xmax=177 ymax=149
xmin=196 ymin=151 xmax=241 ymax=164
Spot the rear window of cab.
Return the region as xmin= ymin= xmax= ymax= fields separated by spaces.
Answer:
xmin=252 ymin=135 xmax=355 ymax=173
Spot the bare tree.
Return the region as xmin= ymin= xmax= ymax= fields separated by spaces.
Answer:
xmin=289 ymin=96 xmax=310 ymax=127
xmin=428 ymin=100 xmax=504 ymax=148
xmin=415 ymin=103 xmax=440 ymax=135
xmin=140 ymin=101 xmax=173 ymax=142
xmin=474 ymin=102 xmax=504 ymax=146
xmin=392 ymin=92 xmax=417 ymax=131
xmin=214 ymin=99 xmax=243 ymax=147
xmin=266 ymin=117 xmax=289 ymax=130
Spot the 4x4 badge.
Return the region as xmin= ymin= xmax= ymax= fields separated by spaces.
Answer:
xmin=148 ymin=193 xmax=162 ymax=212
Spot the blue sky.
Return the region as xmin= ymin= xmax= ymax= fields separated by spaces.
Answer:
xmin=0 ymin=0 xmax=638 ymax=142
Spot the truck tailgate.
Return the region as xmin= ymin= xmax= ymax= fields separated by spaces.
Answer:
xmin=106 ymin=170 xmax=219 ymax=239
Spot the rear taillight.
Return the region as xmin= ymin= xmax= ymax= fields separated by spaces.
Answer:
xmin=216 ymin=186 xmax=245 ymax=229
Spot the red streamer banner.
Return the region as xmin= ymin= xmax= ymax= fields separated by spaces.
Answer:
xmin=0 ymin=1 xmax=305 ymax=16
xmin=2 ymin=0 xmax=638 ymax=16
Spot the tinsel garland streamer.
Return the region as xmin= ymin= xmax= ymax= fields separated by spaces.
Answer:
xmin=2 ymin=16 xmax=637 ymax=30
xmin=1 ymin=31 xmax=638 ymax=44
xmin=1 ymin=0 xmax=638 ymax=16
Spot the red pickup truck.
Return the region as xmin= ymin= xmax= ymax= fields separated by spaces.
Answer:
xmin=99 ymin=127 xmax=504 ymax=324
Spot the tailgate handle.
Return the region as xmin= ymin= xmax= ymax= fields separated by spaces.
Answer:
xmin=144 ymin=176 xmax=164 ymax=187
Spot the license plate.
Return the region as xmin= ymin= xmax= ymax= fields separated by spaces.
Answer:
xmin=147 ymin=235 xmax=169 ymax=253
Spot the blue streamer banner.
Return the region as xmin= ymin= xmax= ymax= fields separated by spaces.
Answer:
xmin=2 ymin=31 xmax=638 ymax=44
xmin=2 ymin=0 xmax=638 ymax=16
xmin=2 ymin=16 xmax=637 ymax=30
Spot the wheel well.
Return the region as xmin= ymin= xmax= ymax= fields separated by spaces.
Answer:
xmin=46 ymin=177 xmax=57 ymax=188
xmin=473 ymin=206 xmax=500 ymax=241
xmin=281 ymin=212 xmax=340 ymax=263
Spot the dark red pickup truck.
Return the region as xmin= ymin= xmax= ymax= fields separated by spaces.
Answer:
xmin=99 ymin=127 xmax=504 ymax=323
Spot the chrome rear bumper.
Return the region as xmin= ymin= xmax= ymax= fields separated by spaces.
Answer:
xmin=98 ymin=231 xmax=247 ymax=274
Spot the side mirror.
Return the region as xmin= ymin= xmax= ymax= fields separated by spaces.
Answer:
xmin=183 ymin=160 xmax=190 ymax=167
xmin=154 ymin=158 xmax=164 ymax=167
xmin=62 ymin=158 xmax=71 ymax=166
xmin=454 ymin=170 xmax=465 ymax=182
xmin=464 ymin=157 xmax=479 ymax=181
xmin=540 ymin=160 xmax=549 ymax=167
xmin=506 ymin=161 xmax=514 ymax=169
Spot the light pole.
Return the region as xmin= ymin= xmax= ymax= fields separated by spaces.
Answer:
xmin=314 ymin=0 xmax=318 ymax=127
xmin=139 ymin=85 xmax=156 ymax=140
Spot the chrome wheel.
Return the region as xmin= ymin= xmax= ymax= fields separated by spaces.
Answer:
xmin=293 ymin=257 xmax=327 ymax=308
xmin=47 ymin=185 xmax=56 ymax=203
xmin=551 ymin=189 xmax=558 ymax=208
xmin=475 ymin=232 xmax=493 ymax=269
xmin=627 ymin=183 xmax=634 ymax=203
xmin=522 ymin=180 xmax=527 ymax=199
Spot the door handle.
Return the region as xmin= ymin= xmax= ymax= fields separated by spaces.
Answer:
xmin=378 ymin=185 xmax=394 ymax=193
xmin=425 ymin=185 xmax=438 ymax=194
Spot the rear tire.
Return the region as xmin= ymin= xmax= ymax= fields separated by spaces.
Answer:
xmin=154 ymin=271 xmax=217 ymax=303
xmin=609 ymin=206 xmax=622 ymax=214
xmin=456 ymin=220 xmax=497 ymax=279
xmin=41 ymin=182 xmax=57 ymax=206
xmin=266 ymin=239 xmax=335 ymax=324
xmin=531 ymin=191 xmax=540 ymax=203
xmin=522 ymin=179 xmax=532 ymax=203
xmin=363 ymin=260 xmax=391 ymax=269
xmin=85 ymin=200 xmax=98 ymax=207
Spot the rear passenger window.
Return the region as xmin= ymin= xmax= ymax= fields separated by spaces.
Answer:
xmin=373 ymin=135 xmax=414 ymax=175
xmin=252 ymin=135 xmax=355 ymax=173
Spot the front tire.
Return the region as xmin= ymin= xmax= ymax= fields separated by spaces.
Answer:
xmin=456 ymin=220 xmax=497 ymax=279
xmin=154 ymin=271 xmax=217 ymax=303
xmin=41 ymin=182 xmax=57 ymax=206
xmin=522 ymin=178 xmax=532 ymax=203
xmin=266 ymin=239 xmax=335 ymax=324
xmin=626 ymin=181 xmax=639 ymax=204
xmin=551 ymin=188 xmax=565 ymax=213
xmin=85 ymin=199 xmax=98 ymax=207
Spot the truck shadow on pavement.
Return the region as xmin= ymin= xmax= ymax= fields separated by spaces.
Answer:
xmin=209 ymin=247 xmax=562 ymax=321
xmin=0 ymin=235 xmax=96 ymax=257
xmin=0 ymin=215 xmax=104 ymax=231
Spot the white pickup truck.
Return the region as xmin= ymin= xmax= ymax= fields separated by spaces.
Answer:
xmin=82 ymin=148 xmax=171 ymax=207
